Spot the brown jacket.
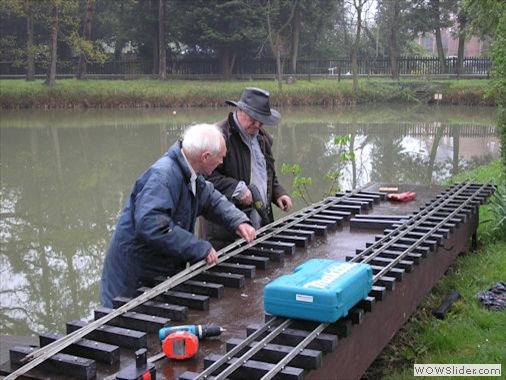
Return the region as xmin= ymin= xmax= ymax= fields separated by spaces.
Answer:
xmin=204 ymin=112 xmax=289 ymax=249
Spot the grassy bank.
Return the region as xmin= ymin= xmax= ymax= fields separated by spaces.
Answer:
xmin=0 ymin=78 xmax=497 ymax=109
xmin=367 ymin=160 xmax=506 ymax=379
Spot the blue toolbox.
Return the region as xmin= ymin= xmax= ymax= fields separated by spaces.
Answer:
xmin=264 ymin=259 xmax=373 ymax=323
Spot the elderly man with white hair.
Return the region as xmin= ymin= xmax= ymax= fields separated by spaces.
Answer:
xmin=100 ymin=123 xmax=256 ymax=307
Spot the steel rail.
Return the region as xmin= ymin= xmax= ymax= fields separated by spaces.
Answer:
xmin=7 ymin=230 xmax=272 ymax=378
xmin=7 ymin=230 xmax=279 ymax=380
xmin=260 ymin=322 xmax=330 ymax=380
xmin=354 ymin=181 xmax=473 ymax=272
xmin=371 ymin=182 xmax=491 ymax=281
xmin=192 ymin=317 xmax=288 ymax=380
xmin=351 ymin=181 xmax=475 ymax=264
xmin=220 ymin=183 xmax=374 ymax=255
xmin=175 ymin=188 xmax=379 ymax=380
xmin=349 ymin=182 xmax=489 ymax=282
xmin=211 ymin=319 xmax=293 ymax=380
xmin=107 ymin=319 xmax=292 ymax=380
xmin=6 ymin=188 xmax=372 ymax=379
xmin=4 ymin=261 xmax=210 ymax=380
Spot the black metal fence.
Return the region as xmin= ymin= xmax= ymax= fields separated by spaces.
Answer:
xmin=0 ymin=56 xmax=492 ymax=79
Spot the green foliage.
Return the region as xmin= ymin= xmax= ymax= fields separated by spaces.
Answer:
xmin=293 ymin=0 xmax=339 ymax=59
xmin=170 ymin=0 xmax=266 ymax=77
xmin=498 ymin=109 xmax=506 ymax=169
xmin=92 ymin=0 xmax=141 ymax=57
xmin=175 ymin=0 xmax=264 ymax=50
xmin=0 ymin=34 xmax=24 ymax=66
xmin=281 ymin=163 xmax=314 ymax=206
xmin=375 ymin=0 xmax=413 ymax=59
xmin=485 ymin=181 xmax=506 ymax=240
xmin=402 ymin=40 xmax=435 ymax=57
xmin=67 ymin=31 xmax=107 ymax=64
xmin=325 ymin=135 xmax=355 ymax=194
xmin=461 ymin=0 xmax=504 ymax=38
xmin=0 ymin=0 xmax=496 ymax=86
xmin=462 ymin=0 xmax=506 ymax=171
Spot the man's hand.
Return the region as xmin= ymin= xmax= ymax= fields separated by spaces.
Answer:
xmin=205 ymin=248 xmax=219 ymax=265
xmin=236 ymin=223 xmax=257 ymax=242
xmin=237 ymin=188 xmax=253 ymax=206
xmin=277 ymin=195 xmax=292 ymax=212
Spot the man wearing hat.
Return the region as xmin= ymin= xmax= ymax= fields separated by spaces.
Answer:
xmin=204 ymin=87 xmax=293 ymax=250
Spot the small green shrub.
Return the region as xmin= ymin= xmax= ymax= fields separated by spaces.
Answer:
xmin=484 ymin=180 xmax=506 ymax=241
xmin=281 ymin=134 xmax=355 ymax=206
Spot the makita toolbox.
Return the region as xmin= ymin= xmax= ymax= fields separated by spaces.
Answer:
xmin=264 ymin=259 xmax=372 ymax=323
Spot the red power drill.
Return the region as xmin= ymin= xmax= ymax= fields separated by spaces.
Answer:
xmin=159 ymin=325 xmax=225 ymax=360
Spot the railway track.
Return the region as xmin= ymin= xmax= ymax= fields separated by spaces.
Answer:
xmin=2 ymin=182 xmax=495 ymax=380
xmin=178 ymin=181 xmax=494 ymax=380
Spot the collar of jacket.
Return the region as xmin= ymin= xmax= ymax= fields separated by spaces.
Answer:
xmin=168 ymin=140 xmax=194 ymax=183
xmin=225 ymin=112 xmax=268 ymax=142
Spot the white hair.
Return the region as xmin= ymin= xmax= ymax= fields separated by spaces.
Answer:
xmin=182 ymin=123 xmax=224 ymax=157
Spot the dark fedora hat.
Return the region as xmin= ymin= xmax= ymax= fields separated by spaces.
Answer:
xmin=225 ymin=87 xmax=281 ymax=125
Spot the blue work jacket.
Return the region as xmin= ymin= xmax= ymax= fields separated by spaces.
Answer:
xmin=100 ymin=141 xmax=250 ymax=307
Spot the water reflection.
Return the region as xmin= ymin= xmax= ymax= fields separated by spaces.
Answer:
xmin=273 ymin=115 xmax=498 ymax=209
xmin=0 ymin=105 xmax=499 ymax=337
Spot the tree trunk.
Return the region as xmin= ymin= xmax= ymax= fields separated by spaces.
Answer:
xmin=389 ymin=48 xmax=399 ymax=79
xmin=276 ymin=44 xmax=283 ymax=97
xmin=45 ymin=2 xmax=58 ymax=86
xmin=114 ymin=1 xmax=125 ymax=61
xmin=264 ymin=0 xmax=298 ymax=100
xmin=432 ymin=0 xmax=446 ymax=74
xmin=230 ymin=52 xmax=236 ymax=77
xmin=77 ymin=0 xmax=94 ymax=80
xmin=349 ymin=128 xmax=357 ymax=189
xmin=426 ymin=124 xmax=445 ymax=183
xmin=217 ymin=49 xmax=229 ymax=79
xmin=456 ymin=34 xmax=465 ymax=76
xmin=456 ymin=13 xmax=467 ymax=77
xmin=435 ymin=26 xmax=446 ymax=73
xmin=351 ymin=0 xmax=364 ymax=94
xmin=151 ymin=0 xmax=158 ymax=75
xmin=351 ymin=47 xmax=358 ymax=94
xmin=26 ymin=1 xmax=35 ymax=81
xmin=218 ymin=49 xmax=237 ymax=80
xmin=387 ymin=0 xmax=400 ymax=79
xmin=451 ymin=127 xmax=461 ymax=176
xmin=290 ymin=5 xmax=300 ymax=74
xmin=158 ymin=0 xmax=166 ymax=80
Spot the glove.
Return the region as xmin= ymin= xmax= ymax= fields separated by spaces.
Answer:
xmin=387 ymin=192 xmax=416 ymax=202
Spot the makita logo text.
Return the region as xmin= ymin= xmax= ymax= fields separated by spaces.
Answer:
xmin=302 ymin=263 xmax=356 ymax=289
